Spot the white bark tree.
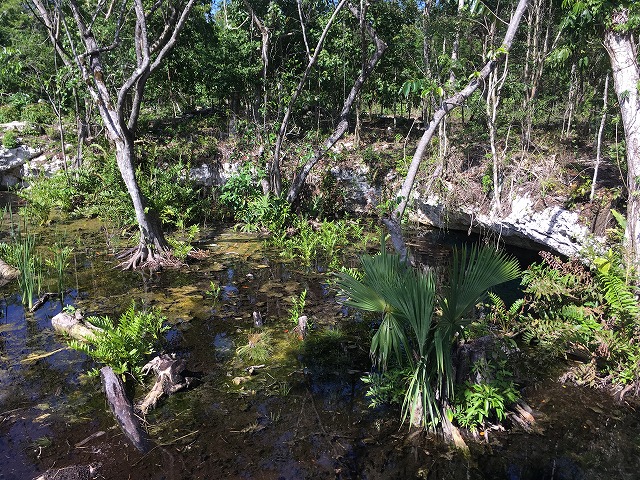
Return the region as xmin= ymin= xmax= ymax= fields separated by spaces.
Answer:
xmin=604 ymin=7 xmax=640 ymax=268
xmin=31 ymin=0 xmax=195 ymax=269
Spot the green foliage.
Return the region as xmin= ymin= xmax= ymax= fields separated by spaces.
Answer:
xmin=508 ymin=249 xmax=640 ymax=386
xmin=67 ymin=303 xmax=169 ymax=382
xmin=18 ymin=172 xmax=77 ymax=225
xmin=138 ymin=161 xmax=207 ymax=229
xmin=1 ymin=230 xmax=41 ymax=310
xmin=361 ymin=368 xmax=411 ymax=409
xmin=278 ymin=217 xmax=370 ymax=270
xmin=236 ymin=331 xmax=273 ymax=363
xmin=453 ymin=363 xmax=519 ymax=432
xmin=167 ymin=224 xmax=199 ymax=261
xmin=218 ymin=164 xmax=263 ymax=219
xmin=287 ymin=289 xmax=307 ymax=325
xmin=337 ymin=243 xmax=520 ymax=428
xmin=206 ymin=280 xmax=221 ymax=302
xmin=21 ymin=102 xmax=54 ymax=126
xmin=237 ymin=194 xmax=292 ymax=234
xmin=45 ymin=242 xmax=72 ymax=297
xmin=1 ymin=130 xmax=18 ymax=148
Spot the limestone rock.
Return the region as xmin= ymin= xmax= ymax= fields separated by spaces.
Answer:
xmin=0 ymin=145 xmax=40 ymax=188
xmin=411 ymin=193 xmax=598 ymax=258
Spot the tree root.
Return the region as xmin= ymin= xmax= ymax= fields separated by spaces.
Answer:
xmin=116 ymin=243 xmax=184 ymax=270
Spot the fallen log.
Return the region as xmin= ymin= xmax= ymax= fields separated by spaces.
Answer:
xmin=51 ymin=309 xmax=98 ymax=341
xmin=100 ymin=366 xmax=151 ymax=452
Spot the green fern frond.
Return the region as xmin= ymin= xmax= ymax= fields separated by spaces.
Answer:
xmin=598 ymin=271 xmax=640 ymax=321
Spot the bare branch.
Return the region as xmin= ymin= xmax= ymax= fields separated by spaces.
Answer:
xmin=391 ymin=0 xmax=530 ymax=224
xmin=271 ymin=0 xmax=349 ymax=194
xmin=285 ymin=2 xmax=387 ymax=202
xmin=297 ymin=0 xmax=311 ymax=59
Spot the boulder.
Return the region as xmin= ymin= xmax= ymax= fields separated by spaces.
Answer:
xmin=0 ymin=145 xmax=40 ymax=188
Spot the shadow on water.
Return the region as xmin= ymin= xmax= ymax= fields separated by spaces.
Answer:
xmin=0 ymin=213 xmax=639 ymax=479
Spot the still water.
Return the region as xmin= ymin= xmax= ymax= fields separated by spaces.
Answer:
xmin=0 ymin=205 xmax=638 ymax=479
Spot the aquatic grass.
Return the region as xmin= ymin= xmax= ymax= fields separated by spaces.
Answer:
xmin=46 ymin=242 xmax=73 ymax=299
xmin=236 ymin=331 xmax=273 ymax=363
xmin=14 ymin=234 xmax=40 ymax=310
xmin=287 ymin=289 xmax=307 ymax=325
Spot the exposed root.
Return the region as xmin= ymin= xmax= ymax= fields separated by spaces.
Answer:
xmin=117 ymin=244 xmax=184 ymax=270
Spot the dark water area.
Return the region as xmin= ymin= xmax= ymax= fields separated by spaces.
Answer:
xmin=0 ymin=212 xmax=639 ymax=480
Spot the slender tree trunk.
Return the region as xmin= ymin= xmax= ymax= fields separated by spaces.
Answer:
xmin=270 ymin=0 xmax=348 ymax=195
xmin=115 ymin=138 xmax=169 ymax=262
xmin=285 ymin=4 xmax=387 ymax=203
xmin=521 ymin=0 xmax=550 ymax=149
xmin=604 ymin=8 xmax=640 ymax=268
xmin=590 ymin=74 xmax=609 ymax=202
xmin=384 ymin=0 xmax=529 ymax=260
xmin=243 ymin=0 xmax=270 ymax=130
xmin=562 ymin=63 xmax=577 ymax=139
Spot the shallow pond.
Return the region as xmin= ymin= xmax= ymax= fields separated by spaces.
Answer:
xmin=1 ymin=205 xmax=639 ymax=480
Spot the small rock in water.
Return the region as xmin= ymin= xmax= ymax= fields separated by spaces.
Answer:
xmin=253 ymin=311 xmax=263 ymax=327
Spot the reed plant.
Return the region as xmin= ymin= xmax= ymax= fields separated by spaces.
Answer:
xmin=46 ymin=242 xmax=73 ymax=299
xmin=14 ymin=233 xmax=40 ymax=310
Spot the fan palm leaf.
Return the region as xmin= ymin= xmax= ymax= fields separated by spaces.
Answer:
xmin=439 ymin=245 xmax=521 ymax=339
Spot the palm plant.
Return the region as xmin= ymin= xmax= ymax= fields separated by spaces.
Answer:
xmin=337 ymin=244 xmax=520 ymax=429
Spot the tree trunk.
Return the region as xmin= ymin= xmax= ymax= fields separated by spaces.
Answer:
xmin=383 ymin=0 xmax=528 ymax=259
xmin=285 ymin=4 xmax=387 ymax=203
xmin=604 ymin=8 xmax=640 ymax=268
xmin=391 ymin=0 xmax=529 ymax=226
xmin=115 ymin=139 xmax=170 ymax=270
xmin=270 ymin=0 xmax=349 ymax=195
xmin=590 ymin=74 xmax=609 ymax=202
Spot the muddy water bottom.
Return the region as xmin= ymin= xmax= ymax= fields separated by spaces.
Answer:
xmin=0 ymin=217 xmax=639 ymax=479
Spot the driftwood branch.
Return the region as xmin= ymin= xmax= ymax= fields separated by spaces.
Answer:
xmin=100 ymin=366 xmax=151 ymax=452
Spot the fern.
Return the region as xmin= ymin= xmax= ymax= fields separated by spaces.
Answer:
xmin=598 ymin=271 xmax=640 ymax=322
xmin=67 ymin=302 xmax=169 ymax=382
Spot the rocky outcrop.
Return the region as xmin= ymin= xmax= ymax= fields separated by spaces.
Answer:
xmin=0 ymin=145 xmax=41 ymax=189
xmin=411 ymin=192 xmax=598 ymax=257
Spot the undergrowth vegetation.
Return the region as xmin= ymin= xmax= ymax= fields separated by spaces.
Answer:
xmin=488 ymin=247 xmax=640 ymax=389
xmin=18 ymin=144 xmax=208 ymax=231
xmin=67 ymin=303 xmax=169 ymax=383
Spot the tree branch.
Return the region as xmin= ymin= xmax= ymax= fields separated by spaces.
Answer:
xmin=285 ymin=2 xmax=387 ymax=203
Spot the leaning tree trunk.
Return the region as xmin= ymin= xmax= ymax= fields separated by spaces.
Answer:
xmin=384 ymin=0 xmax=529 ymax=260
xmin=285 ymin=3 xmax=387 ymax=203
xmin=604 ymin=8 xmax=640 ymax=269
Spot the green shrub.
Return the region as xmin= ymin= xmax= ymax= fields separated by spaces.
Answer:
xmin=218 ymin=163 xmax=263 ymax=219
xmin=138 ymin=161 xmax=208 ymax=229
xmin=21 ymin=102 xmax=54 ymax=126
xmin=0 ymin=104 xmax=20 ymax=123
xmin=68 ymin=302 xmax=169 ymax=382
xmin=2 ymin=130 xmax=19 ymax=148
xmin=506 ymin=249 xmax=640 ymax=387
xmin=452 ymin=359 xmax=519 ymax=432
xmin=18 ymin=172 xmax=77 ymax=224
